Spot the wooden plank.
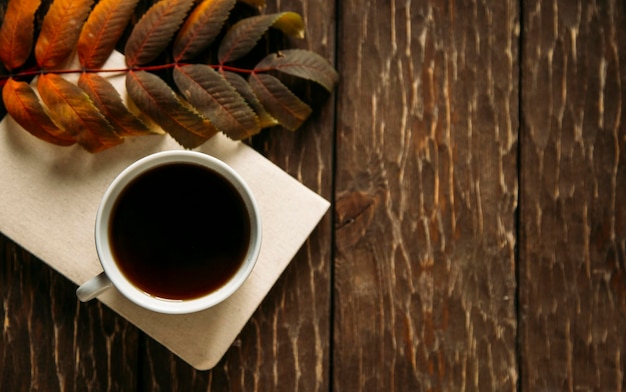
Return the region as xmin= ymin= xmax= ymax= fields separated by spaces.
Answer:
xmin=0 ymin=234 xmax=139 ymax=391
xmin=136 ymin=1 xmax=336 ymax=389
xmin=520 ymin=0 xmax=626 ymax=390
xmin=333 ymin=1 xmax=519 ymax=390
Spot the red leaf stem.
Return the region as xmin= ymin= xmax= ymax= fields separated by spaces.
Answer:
xmin=0 ymin=63 xmax=257 ymax=83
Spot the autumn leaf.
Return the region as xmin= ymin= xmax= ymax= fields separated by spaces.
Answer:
xmin=249 ymin=72 xmax=312 ymax=131
xmin=125 ymin=0 xmax=195 ymax=67
xmin=37 ymin=73 xmax=123 ymax=152
xmin=78 ymin=72 xmax=154 ymax=137
xmin=173 ymin=64 xmax=260 ymax=139
xmin=78 ymin=0 xmax=141 ymax=69
xmin=0 ymin=0 xmax=41 ymax=71
xmin=218 ymin=12 xmax=304 ymax=64
xmin=255 ymin=49 xmax=339 ymax=92
xmin=2 ymin=78 xmax=75 ymax=146
xmin=0 ymin=0 xmax=337 ymax=152
xmin=126 ymin=70 xmax=217 ymax=148
xmin=35 ymin=0 xmax=94 ymax=69
xmin=223 ymin=71 xmax=277 ymax=129
xmin=173 ymin=0 xmax=236 ymax=62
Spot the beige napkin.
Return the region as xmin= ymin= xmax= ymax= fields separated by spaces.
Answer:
xmin=0 ymin=53 xmax=329 ymax=370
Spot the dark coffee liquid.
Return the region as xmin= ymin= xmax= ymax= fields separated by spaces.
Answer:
xmin=109 ymin=163 xmax=251 ymax=300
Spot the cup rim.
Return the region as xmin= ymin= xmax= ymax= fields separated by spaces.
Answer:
xmin=94 ymin=150 xmax=262 ymax=314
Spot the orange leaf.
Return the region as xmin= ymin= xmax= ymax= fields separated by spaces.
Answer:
xmin=78 ymin=0 xmax=140 ymax=69
xmin=35 ymin=0 xmax=95 ymax=69
xmin=124 ymin=0 xmax=194 ymax=67
xmin=173 ymin=64 xmax=260 ymax=140
xmin=218 ymin=12 xmax=304 ymax=64
xmin=173 ymin=0 xmax=236 ymax=62
xmin=126 ymin=70 xmax=217 ymax=148
xmin=249 ymin=72 xmax=311 ymax=131
xmin=0 ymin=0 xmax=41 ymax=70
xmin=2 ymin=78 xmax=75 ymax=146
xmin=37 ymin=73 xmax=123 ymax=152
xmin=78 ymin=72 xmax=154 ymax=137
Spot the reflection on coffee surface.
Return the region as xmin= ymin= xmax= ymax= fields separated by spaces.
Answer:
xmin=109 ymin=163 xmax=251 ymax=300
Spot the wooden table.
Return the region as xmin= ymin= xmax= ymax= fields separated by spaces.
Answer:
xmin=2 ymin=0 xmax=625 ymax=390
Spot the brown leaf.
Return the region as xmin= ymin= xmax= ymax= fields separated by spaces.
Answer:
xmin=173 ymin=0 xmax=236 ymax=62
xmin=1 ymin=78 xmax=75 ymax=146
xmin=0 ymin=0 xmax=41 ymax=70
xmin=249 ymin=72 xmax=311 ymax=131
xmin=255 ymin=49 xmax=339 ymax=92
xmin=126 ymin=70 xmax=217 ymax=148
xmin=223 ymin=71 xmax=277 ymax=129
xmin=78 ymin=0 xmax=141 ymax=69
xmin=37 ymin=73 xmax=123 ymax=152
xmin=35 ymin=0 xmax=94 ymax=69
xmin=125 ymin=0 xmax=194 ymax=67
xmin=173 ymin=64 xmax=260 ymax=139
xmin=218 ymin=12 xmax=304 ymax=64
xmin=78 ymin=72 xmax=154 ymax=137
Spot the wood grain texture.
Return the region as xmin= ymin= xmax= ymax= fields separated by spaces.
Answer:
xmin=3 ymin=0 xmax=625 ymax=390
xmin=0 ymin=234 xmax=139 ymax=391
xmin=333 ymin=1 xmax=519 ymax=390
xmin=520 ymin=0 xmax=626 ymax=390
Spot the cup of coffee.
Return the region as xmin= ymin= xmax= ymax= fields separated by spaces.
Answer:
xmin=76 ymin=150 xmax=262 ymax=314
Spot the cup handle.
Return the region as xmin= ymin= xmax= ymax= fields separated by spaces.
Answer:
xmin=76 ymin=272 xmax=113 ymax=302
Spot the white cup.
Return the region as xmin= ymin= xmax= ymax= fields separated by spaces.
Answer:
xmin=76 ymin=150 xmax=262 ymax=314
